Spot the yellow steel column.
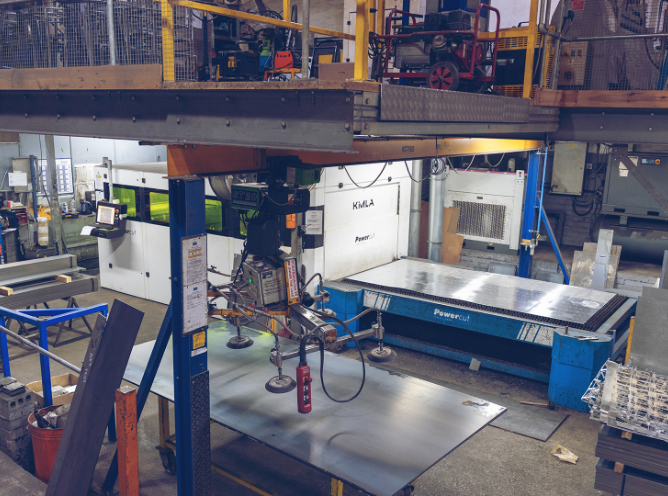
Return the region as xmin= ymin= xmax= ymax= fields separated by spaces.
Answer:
xmin=370 ymin=0 xmax=376 ymax=34
xmin=522 ymin=0 xmax=539 ymax=98
xmin=283 ymin=0 xmax=290 ymax=20
xmin=330 ymin=478 xmax=343 ymax=496
xmin=625 ymin=316 xmax=635 ymax=365
xmin=161 ymin=0 xmax=176 ymax=82
xmin=353 ymin=0 xmax=370 ymax=80
xmin=377 ymin=0 xmax=384 ymax=35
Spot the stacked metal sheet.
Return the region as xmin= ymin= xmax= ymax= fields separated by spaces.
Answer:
xmin=594 ymin=427 xmax=668 ymax=496
xmin=596 ymin=426 xmax=668 ymax=477
xmin=0 ymin=274 xmax=98 ymax=309
xmin=625 ymin=469 xmax=668 ymax=495
xmin=0 ymin=255 xmax=81 ymax=286
xmin=343 ymin=259 xmax=627 ymax=331
xmin=595 ymin=459 xmax=624 ymax=495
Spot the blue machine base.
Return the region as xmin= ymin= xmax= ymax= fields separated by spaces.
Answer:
xmin=324 ymin=281 xmax=634 ymax=412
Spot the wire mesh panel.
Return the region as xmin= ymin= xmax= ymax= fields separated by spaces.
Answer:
xmin=556 ymin=0 xmax=668 ymax=91
xmin=0 ymin=0 xmax=195 ymax=80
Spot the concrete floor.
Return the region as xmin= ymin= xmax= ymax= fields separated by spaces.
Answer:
xmin=3 ymin=282 xmax=609 ymax=496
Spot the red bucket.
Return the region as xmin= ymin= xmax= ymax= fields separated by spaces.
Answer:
xmin=27 ymin=406 xmax=64 ymax=483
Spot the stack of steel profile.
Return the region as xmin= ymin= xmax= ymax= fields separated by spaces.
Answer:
xmin=0 ymin=255 xmax=98 ymax=309
xmin=594 ymin=426 xmax=668 ymax=495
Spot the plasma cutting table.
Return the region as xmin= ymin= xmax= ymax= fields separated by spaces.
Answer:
xmin=325 ymin=259 xmax=636 ymax=411
xmin=123 ymin=321 xmax=505 ymax=496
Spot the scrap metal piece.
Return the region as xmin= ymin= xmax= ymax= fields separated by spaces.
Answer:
xmin=46 ymin=300 xmax=144 ymax=496
xmin=592 ymin=230 xmax=614 ymax=291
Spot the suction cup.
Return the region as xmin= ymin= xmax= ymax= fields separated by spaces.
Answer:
xmin=367 ymin=346 xmax=397 ymax=363
xmin=265 ymin=375 xmax=296 ymax=394
xmin=227 ymin=335 xmax=254 ymax=349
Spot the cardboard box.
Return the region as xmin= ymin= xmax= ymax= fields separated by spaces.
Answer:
xmin=419 ymin=204 xmax=463 ymax=264
xmin=318 ymin=62 xmax=355 ymax=81
xmin=26 ymin=373 xmax=78 ymax=407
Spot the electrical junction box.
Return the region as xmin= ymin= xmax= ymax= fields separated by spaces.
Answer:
xmin=551 ymin=141 xmax=587 ymax=195
xmin=602 ymin=153 xmax=668 ymax=219
xmin=286 ymin=167 xmax=321 ymax=186
xmin=11 ymin=157 xmax=31 ymax=194
xmin=242 ymin=257 xmax=286 ymax=306
xmin=558 ymin=41 xmax=589 ymax=86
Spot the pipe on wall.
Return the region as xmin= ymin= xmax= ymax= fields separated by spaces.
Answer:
xmin=427 ymin=168 xmax=445 ymax=262
xmin=407 ymin=160 xmax=422 ymax=258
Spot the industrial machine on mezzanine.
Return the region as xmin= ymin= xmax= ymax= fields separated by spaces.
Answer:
xmin=372 ymin=0 xmax=500 ymax=92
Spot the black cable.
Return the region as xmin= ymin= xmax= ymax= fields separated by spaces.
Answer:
xmin=233 ymin=242 xmax=249 ymax=284
xmin=305 ymin=305 xmax=366 ymax=403
xmin=403 ymin=160 xmax=431 ymax=183
xmin=344 ymin=162 xmax=388 ymax=189
xmin=644 ymin=37 xmax=661 ymax=71
xmin=572 ymin=192 xmax=595 ymax=216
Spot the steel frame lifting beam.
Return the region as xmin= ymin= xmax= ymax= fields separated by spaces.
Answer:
xmin=166 ymin=138 xmax=543 ymax=176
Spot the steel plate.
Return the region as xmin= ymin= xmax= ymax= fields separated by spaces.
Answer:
xmin=629 ymin=287 xmax=668 ymax=376
xmin=123 ymin=322 xmax=505 ymax=496
xmin=345 ymin=259 xmax=618 ymax=326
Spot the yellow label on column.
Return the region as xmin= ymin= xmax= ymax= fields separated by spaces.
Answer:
xmin=193 ymin=331 xmax=206 ymax=349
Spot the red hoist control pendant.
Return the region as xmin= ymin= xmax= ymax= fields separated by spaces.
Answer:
xmin=296 ymin=364 xmax=312 ymax=414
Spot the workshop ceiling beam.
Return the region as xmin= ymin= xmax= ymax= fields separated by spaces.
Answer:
xmin=166 ymin=138 xmax=543 ymax=176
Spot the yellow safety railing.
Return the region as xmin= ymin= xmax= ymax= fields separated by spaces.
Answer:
xmin=160 ymin=0 xmax=543 ymax=91
xmin=160 ymin=0 xmax=176 ymax=82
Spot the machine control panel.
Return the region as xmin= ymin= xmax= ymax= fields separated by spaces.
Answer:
xmin=80 ymin=201 xmax=128 ymax=239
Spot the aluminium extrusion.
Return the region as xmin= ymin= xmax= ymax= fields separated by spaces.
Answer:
xmin=0 ymin=273 xmax=98 ymax=309
xmin=0 ymin=254 xmax=77 ymax=282
xmin=0 ymin=267 xmax=83 ymax=287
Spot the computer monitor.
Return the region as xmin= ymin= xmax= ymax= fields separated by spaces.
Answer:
xmin=96 ymin=205 xmax=116 ymax=226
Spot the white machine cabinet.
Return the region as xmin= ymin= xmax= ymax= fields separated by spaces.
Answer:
xmin=444 ymin=169 xmax=525 ymax=253
xmin=95 ymin=161 xmax=411 ymax=305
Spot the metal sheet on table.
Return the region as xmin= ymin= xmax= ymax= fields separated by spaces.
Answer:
xmin=346 ymin=259 xmax=617 ymax=326
xmin=124 ymin=323 xmax=505 ymax=496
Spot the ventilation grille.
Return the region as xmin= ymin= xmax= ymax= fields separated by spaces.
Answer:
xmin=453 ymin=200 xmax=506 ymax=241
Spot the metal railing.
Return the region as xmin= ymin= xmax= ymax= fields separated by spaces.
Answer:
xmin=0 ymin=0 xmax=195 ymax=80
xmin=539 ymin=0 xmax=668 ymax=91
xmin=0 ymin=0 xmax=353 ymax=82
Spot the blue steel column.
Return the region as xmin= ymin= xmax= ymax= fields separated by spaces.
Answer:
xmin=39 ymin=321 xmax=53 ymax=406
xmin=169 ymin=178 xmax=210 ymax=496
xmin=518 ymin=151 xmax=541 ymax=279
xmin=0 ymin=316 xmax=9 ymax=377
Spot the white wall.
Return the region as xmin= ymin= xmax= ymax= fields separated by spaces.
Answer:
xmin=18 ymin=135 xmax=166 ymax=166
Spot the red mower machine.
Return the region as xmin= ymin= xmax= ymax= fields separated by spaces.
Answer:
xmin=371 ymin=4 xmax=500 ymax=92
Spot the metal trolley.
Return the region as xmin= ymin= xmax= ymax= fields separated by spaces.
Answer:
xmin=373 ymin=4 xmax=500 ymax=92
